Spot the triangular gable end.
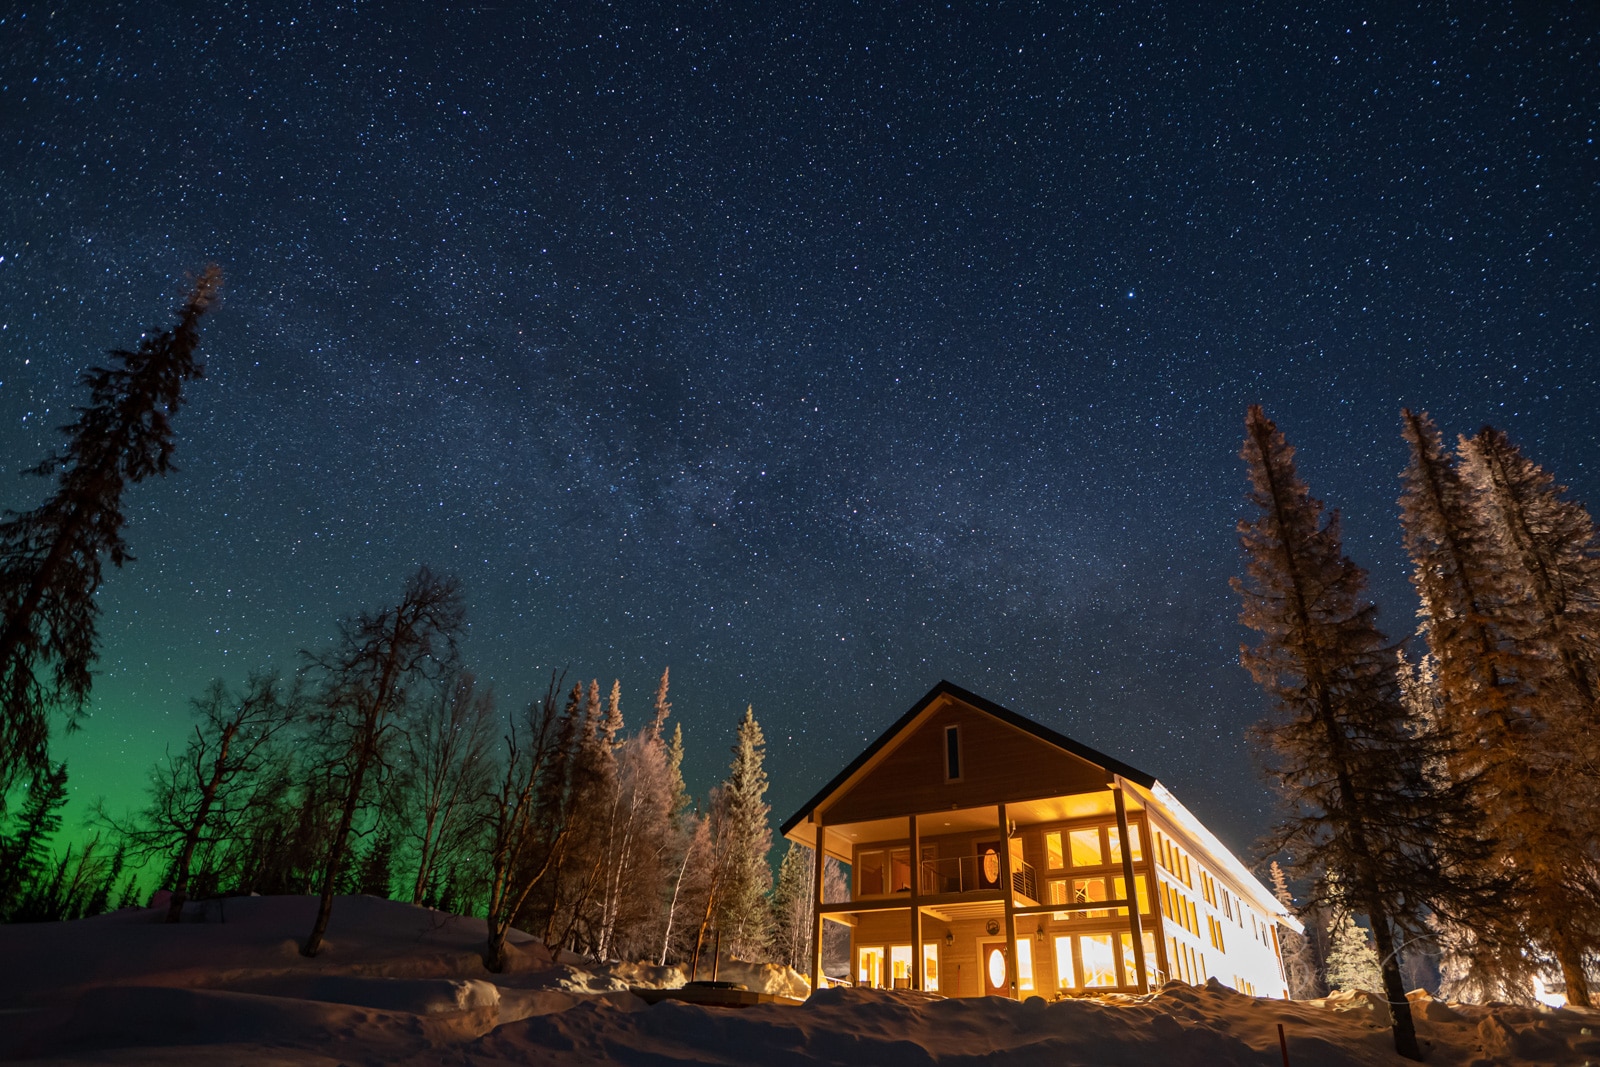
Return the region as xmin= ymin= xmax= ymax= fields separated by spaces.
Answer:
xmin=782 ymin=681 xmax=1156 ymax=832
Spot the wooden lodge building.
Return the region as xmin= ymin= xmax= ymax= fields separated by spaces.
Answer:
xmin=781 ymin=681 xmax=1297 ymax=1000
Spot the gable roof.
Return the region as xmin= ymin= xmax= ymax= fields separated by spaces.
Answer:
xmin=778 ymin=680 xmax=1157 ymax=836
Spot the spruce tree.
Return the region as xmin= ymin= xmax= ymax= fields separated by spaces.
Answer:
xmin=1453 ymin=425 xmax=1600 ymax=1005
xmin=712 ymin=705 xmax=773 ymax=961
xmin=0 ymin=267 xmax=221 ymax=790
xmin=1233 ymin=406 xmax=1439 ymax=1060
xmin=1325 ymin=909 xmax=1386 ymax=995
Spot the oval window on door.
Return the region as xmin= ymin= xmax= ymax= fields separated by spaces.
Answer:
xmin=982 ymin=848 xmax=1000 ymax=883
xmin=987 ymin=946 xmax=1006 ymax=990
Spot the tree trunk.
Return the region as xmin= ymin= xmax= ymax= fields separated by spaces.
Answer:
xmin=1369 ymin=907 xmax=1422 ymax=1061
xmin=1553 ymin=927 xmax=1593 ymax=1007
xmin=302 ymin=750 xmax=370 ymax=957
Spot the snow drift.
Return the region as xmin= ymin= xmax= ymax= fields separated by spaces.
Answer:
xmin=1 ymin=894 xmax=1594 ymax=1065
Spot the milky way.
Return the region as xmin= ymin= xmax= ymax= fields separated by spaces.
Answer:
xmin=1 ymin=3 xmax=1595 ymax=854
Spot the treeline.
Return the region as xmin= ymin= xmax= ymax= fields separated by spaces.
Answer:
xmin=2 ymin=566 xmax=849 ymax=974
xmin=1235 ymin=407 xmax=1600 ymax=1060
xmin=0 ymin=271 xmax=849 ymax=975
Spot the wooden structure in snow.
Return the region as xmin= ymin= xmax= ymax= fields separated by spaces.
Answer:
xmin=781 ymin=682 xmax=1297 ymax=1000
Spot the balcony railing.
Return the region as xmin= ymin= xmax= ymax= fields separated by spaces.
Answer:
xmin=919 ymin=856 xmax=1037 ymax=901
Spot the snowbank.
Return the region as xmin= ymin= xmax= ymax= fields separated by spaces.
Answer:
xmin=1 ymin=895 xmax=1594 ymax=1065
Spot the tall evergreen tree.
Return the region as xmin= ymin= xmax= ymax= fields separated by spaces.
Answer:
xmin=712 ymin=705 xmax=773 ymax=962
xmin=0 ymin=267 xmax=221 ymax=790
xmin=301 ymin=567 xmax=464 ymax=957
xmin=1233 ymin=405 xmax=1441 ymax=1060
xmin=1453 ymin=425 xmax=1600 ymax=1004
xmin=0 ymin=762 xmax=69 ymax=919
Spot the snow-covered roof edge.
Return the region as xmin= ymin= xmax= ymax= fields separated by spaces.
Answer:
xmin=1134 ymin=777 xmax=1305 ymax=935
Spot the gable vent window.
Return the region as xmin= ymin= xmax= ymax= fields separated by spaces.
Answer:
xmin=944 ymin=725 xmax=962 ymax=781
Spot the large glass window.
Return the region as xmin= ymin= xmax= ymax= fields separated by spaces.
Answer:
xmin=1045 ymin=831 xmax=1065 ymax=870
xmin=889 ymin=945 xmax=914 ymax=989
xmin=1081 ymin=934 xmax=1117 ymax=987
xmin=857 ymin=848 xmax=912 ymax=895
xmin=1069 ymin=828 xmax=1103 ymax=867
xmin=1053 ymin=936 xmax=1077 ymax=991
xmin=1016 ymin=937 xmax=1035 ymax=992
xmin=1108 ymin=823 xmax=1144 ymax=863
xmin=923 ymin=943 xmax=939 ymax=992
xmin=858 ymin=851 xmax=887 ymax=895
xmin=858 ymin=947 xmax=885 ymax=988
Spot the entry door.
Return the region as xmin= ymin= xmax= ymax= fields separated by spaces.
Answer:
xmin=980 ymin=939 xmax=1009 ymax=996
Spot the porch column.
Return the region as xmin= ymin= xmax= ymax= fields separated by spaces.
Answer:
xmin=997 ymin=801 xmax=1019 ymax=998
xmin=1113 ymin=780 xmax=1149 ymax=992
xmin=810 ymin=815 xmax=826 ymax=996
xmin=909 ymin=813 xmax=922 ymax=991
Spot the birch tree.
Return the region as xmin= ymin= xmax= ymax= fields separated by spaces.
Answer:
xmin=301 ymin=567 xmax=464 ymax=957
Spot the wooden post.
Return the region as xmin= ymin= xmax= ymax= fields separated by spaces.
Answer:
xmin=1113 ymin=779 xmax=1149 ymax=992
xmin=909 ymin=813 xmax=922 ymax=991
xmin=810 ymin=815 xmax=827 ymax=997
xmin=997 ymin=802 xmax=1019 ymax=998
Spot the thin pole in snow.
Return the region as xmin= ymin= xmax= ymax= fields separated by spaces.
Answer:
xmin=1278 ymin=1022 xmax=1290 ymax=1066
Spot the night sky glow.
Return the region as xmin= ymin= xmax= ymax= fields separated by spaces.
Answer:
xmin=1 ymin=4 xmax=1596 ymax=858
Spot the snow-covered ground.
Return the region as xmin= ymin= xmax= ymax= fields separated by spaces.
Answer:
xmin=0 ymin=895 xmax=1593 ymax=1065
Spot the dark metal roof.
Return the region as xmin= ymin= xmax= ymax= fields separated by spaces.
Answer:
xmin=778 ymin=680 xmax=1159 ymax=836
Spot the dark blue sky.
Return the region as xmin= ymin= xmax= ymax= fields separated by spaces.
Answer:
xmin=2 ymin=2 xmax=1596 ymax=859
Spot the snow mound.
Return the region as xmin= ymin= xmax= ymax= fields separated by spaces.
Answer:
xmin=4 ymin=896 xmax=1596 ymax=1066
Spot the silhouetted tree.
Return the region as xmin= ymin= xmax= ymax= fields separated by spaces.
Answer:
xmin=301 ymin=567 xmax=464 ymax=957
xmin=108 ymin=671 xmax=299 ymax=922
xmin=0 ymin=762 xmax=69 ymax=919
xmin=484 ymin=675 xmax=569 ymax=973
xmin=398 ymin=670 xmax=495 ymax=906
xmin=0 ymin=267 xmax=221 ymax=791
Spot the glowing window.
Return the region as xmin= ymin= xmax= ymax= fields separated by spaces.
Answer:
xmin=1016 ymin=937 xmax=1035 ymax=992
xmin=890 ymin=945 xmax=913 ymax=989
xmin=1082 ymin=934 xmax=1116 ymax=987
xmin=1053 ymin=936 xmax=1077 ymax=990
xmin=1069 ymin=829 xmax=1103 ymax=867
xmin=987 ymin=945 xmax=1007 ymax=990
xmin=1045 ymin=831 xmax=1064 ymax=869
xmin=923 ymin=943 xmax=939 ymax=992
xmin=858 ymin=946 xmax=885 ymax=988
xmin=1109 ymin=824 xmax=1143 ymax=864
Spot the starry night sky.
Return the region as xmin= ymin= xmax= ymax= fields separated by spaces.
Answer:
xmin=2 ymin=2 xmax=1596 ymax=861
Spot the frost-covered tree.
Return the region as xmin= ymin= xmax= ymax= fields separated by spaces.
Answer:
xmin=1325 ymin=909 xmax=1385 ymax=995
xmin=711 ymin=705 xmax=773 ymax=961
xmin=0 ymin=267 xmax=220 ymax=791
xmin=301 ymin=567 xmax=464 ymax=957
xmin=1269 ymin=860 xmax=1322 ymax=999
xmin=1233 ymin=406 xmax=1442 ymax=1060
xmin=769 ymin=841 xmax=813 ymax=971
xmin=1402 ymin=413 xmax=1600 ymax=1005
